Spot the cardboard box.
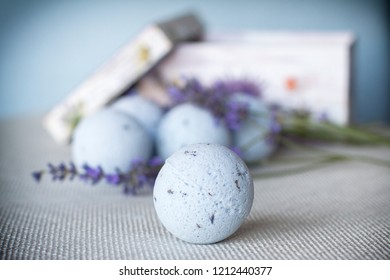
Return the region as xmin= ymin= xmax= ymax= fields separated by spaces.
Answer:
xmin=44 ymin=13 xmax=203 ymax=144
xmin=155 ymin=31 xmax=354 ymax=125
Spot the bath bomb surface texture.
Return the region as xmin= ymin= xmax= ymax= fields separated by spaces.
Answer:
xmin=110 ymin=93 xmax=163 ymax=136
xmin=72 ymin=109 xmax=153 ymax=173
xmin=157 ymin=103 xmax=231 ymax=159
xmin=153 ymin=143 xmax=254 ymax=244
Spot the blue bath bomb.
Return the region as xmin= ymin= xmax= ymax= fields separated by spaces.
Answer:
xmin=110 ymin=93 xmax=163 ymax=136
xmin=234 ymin=119 xmax=275 ymax=163
xmin=156 ymin=103 xmax=231 ymax=159
xmin=231 ymin=93 xmax=271 ymax=124
xmin=231 ymin=93 xmax=275 ymax=163
xmin=153 ymin=143 xmax=254 ymax=244
xmin=72 ymin=109 xmax=153 ymax=173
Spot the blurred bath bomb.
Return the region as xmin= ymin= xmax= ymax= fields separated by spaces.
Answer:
xmin=234 ymin=119 xmax=275 ymax=163
xmin=230 ymin=93 xmax=271 ymax=123
xmin=72 ymin=109 xmax=153 ymax=173
xmin=231 ymin=93 xmax=275 ymax=163
xmin=156 ymin=103 xmax=231 ymax=159
xmin=110 ymin=93 xmax=163 ymax=136
xmin=153 ymin=143 xmax=254 ymax=244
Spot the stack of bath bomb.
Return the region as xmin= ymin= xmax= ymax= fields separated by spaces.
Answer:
xmin=71 ymin=93 xmax=163 ymax=173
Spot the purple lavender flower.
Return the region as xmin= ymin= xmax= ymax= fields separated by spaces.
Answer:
xmin=32 ymin=171 xmax=43 ymax=182
xmin=105 ymin=173 xmax=121 ymax=185
xmin=58 ymin=163 xmax=66 ymax=172
xmin=167 ymin=86 xmax=186 ymax=103
xmin=317 ymin=112 xmax=330 ymax=123
xmin=168 ymin=78 xmax=208 ymax=106
xmin=149 ymin=156 xmax=164 ymax=167
xmin=123 ymin=183 xmax=137 ymax=195
xmin=230 ymin=146 xmax=242 ymax=157
xmin=265 ymin=113 xmax=282 ymax=144
xmin=47 ymin=162 xmax=67 ymax=181
xmin=47 ymin=163 xmax=56 ymax=175
xmin=68 ymin=162 xmax=77 ymax=180
xmin=212 ymin=78 xmax=262 ymax=97
xmin=136 ymin=174 xmax=148 ymax=186
xmin=224 ymin=100 xmax=249 ymax=130
xmin=167 ymin=78 xmax=261 ymax=130
xmin=130 ymin=158 xmax=144 ymax=168
xmin=190 ymin=79 xmax=205 ymax=93
xmin=80 ymin=164 xmax=103 ymax=184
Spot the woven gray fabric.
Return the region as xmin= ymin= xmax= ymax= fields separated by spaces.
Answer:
xmin=0 ymin=116 xmax=389 ymax=260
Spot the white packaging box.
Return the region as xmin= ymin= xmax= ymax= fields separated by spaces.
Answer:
xmin=155 ymin=31 xmax=355 ymax=125
xmin=43 ymin=13 xmax=203 ymax=144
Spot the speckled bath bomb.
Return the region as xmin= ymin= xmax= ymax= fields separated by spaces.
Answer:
xmin=153 ymin=143 xmax=254 ymax=244
xmin=72 ymin=109 xmax=153 ymax=173
xmin=110 ymin=93 xmax=163 ymax=136
xmin=156 ymin=103 xmax=231 ymax=159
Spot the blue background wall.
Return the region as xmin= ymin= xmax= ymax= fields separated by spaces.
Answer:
xmin=0 ymin=0 xmax=389 ymax=123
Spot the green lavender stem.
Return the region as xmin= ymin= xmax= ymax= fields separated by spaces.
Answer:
xmin=251 ymin=137 xmax=390 ymax=179
xmin=282 ymin=116 xmax=390 ymax=146
xmin=251 ymin=155 xmax=348 ymax=179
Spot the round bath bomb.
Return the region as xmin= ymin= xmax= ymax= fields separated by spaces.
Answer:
xmin=72 ymin=109 xmax=153 ymax=173
xmin=156 ymin=103 xmax=231 ymax=159
xmin=110 ymin=93 xmax=163 ymax=136
xmin=153 ymin=143 xmax=254 ymax=244
xmin=230 ymin=93 xmax=271 ymax=124
xmin=231 ymin=93 xmax=276 ymax=163
xmin=234 ymin=119 xmax=275 ymax=163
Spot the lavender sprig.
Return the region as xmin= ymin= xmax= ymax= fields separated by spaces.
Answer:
xmin=212 ymin=78 xmax=262 ymax=97
xmin=266 ymin=110 xmax=282 ymax=144
xmin=32 ymin=157 xmax=164 ymax=195
xmin=168 ymin=78 xmax=262 ymax=130
xmin=224 ymin=100 xmax=249 ymax=130
xmin=278 ymin=109 xmax=390 ymax=147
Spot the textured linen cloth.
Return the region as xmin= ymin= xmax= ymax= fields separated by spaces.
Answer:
xmin=0 ymin=115 xmax=389 ymax=260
